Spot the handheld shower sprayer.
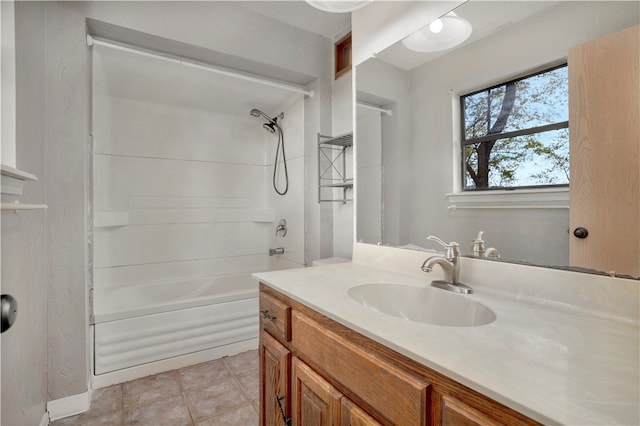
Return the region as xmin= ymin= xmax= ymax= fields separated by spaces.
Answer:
xmin=249 ymin=108 xmax=288 ymax=195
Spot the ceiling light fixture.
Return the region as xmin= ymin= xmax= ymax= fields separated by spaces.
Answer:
xmin=402 ymin=12 xmax=472 ymax=53
xmin=304 ymin=0 xmax=373 ymax=13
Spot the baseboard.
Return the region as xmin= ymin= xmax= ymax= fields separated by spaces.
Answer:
xmin=39 ymin=411 xmax=49 ymax=426
xmin=46 ymin=391 xmax=90 ymax=421
xmin=92 ymin=338 xmax=258 ymax=389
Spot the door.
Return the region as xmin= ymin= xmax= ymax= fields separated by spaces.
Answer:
xmin=292 ymin=357 xmax=342 ymax=426
xmin=568 ymin=25 xmax=640 ymax=277
xmin=260 ymin=330 xmax=291 ymax=426
xmin=340 ymin=398 xmax=383 ymax=426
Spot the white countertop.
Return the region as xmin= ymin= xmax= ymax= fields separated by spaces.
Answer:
xmin=253 ymin=248 xmax=639 ymax=426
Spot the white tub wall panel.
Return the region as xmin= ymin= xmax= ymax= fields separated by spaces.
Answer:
xmin=94 ymin=222 xmax=270 ymax=268
xmin=356 ymin=165 xmax=382 ymax=244
xmin=94 ymin=255 xmax=273 ymax=290
xmin=92 ymin=95 xmax=113 ymax=148
xmin=268 ymin=256 xmax=306 ymax=271
xmin=94 ymin=298 xmax=259 ymax=374
xmin=93 ymin=96 xmax=269 ymax=166
xmin=270 ymin=156 xmax=306 ymax=266
xmin=127 ymin=209 xmax=180 ymax=226
xmin=127 ymin=196 xmax=180 ymax=209
xmin=267 ymin=97 xmax=306 ymax=266
xmin=356 ymin=108 xmax=382 ymax=169
xmin=179 ymin=196 xmax=252 ymax=209
xmin=274 ymin=95 xmax=305 ymax=160
xmin=180 ymin=208 xmax=214 ymax=224
xmin=94 ymin=155 xmax=267 ymax=212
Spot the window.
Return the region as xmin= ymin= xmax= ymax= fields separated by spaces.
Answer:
xmin=335 ymin=32 xmax=352 ymax=80
xmin=461 ymin=65 xmax=569 ymax=190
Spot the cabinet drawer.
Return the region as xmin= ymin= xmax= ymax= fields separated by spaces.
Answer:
xmin=260 ymin=291 xmax=291 ymax=342
xmin=292 ymin=311 xmax=430 ymax=426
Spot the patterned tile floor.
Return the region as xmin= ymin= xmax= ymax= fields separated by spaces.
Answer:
xmin=51 ymin=349 xmax=259 ymax=426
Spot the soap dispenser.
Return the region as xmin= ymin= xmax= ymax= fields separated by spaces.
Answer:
xmin=471 ymin=231 xmax=485 ymax=257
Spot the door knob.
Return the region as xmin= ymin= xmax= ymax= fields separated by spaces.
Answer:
xmin=573 ymin=227 xmax=589 ymax=239
xmin=1 ymin=294 xmax=18 ymax=333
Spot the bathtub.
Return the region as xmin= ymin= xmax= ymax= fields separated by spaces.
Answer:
xmin=93 ymin=274 xmax=259 ymax=379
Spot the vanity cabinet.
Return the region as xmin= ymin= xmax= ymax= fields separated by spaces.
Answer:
xmin=259 ymin=284 xmax=540 ymax=426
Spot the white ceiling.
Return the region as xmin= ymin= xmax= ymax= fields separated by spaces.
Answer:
xmin=237 ymin=1 xmax=562 ymax=70
xmin=236 ymin=1 xmax=352 ymax=40
xmin=376 ymin=1 xmax=560 ymax=71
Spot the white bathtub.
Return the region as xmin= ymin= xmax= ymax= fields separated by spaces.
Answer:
xmin=93 ymin=274 xmax=259 ymax=377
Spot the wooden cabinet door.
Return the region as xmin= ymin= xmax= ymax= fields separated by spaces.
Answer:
xmin=292 ymin=357 xmax=343 ymax=426
xmin=261 ymin=331 xmax=291 ymax=426
xmin=569 ymin=24 xmax=640 ymax=277
xmin=340 ymin=398 xmax=383 ymax=426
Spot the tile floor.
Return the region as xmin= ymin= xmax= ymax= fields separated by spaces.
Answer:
xmin=51 ymin=349 xmax=259 ymax=426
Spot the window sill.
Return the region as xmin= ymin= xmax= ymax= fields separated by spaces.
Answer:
xmin=446 ymin=187 xmax=569 ymax=211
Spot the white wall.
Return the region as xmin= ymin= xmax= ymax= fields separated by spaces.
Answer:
xmin=1 ymin=2 xmax=48 ymax=424
xmin=1 ymin=0 xmax=17 ymax=167
xmin=331 ymin=70 xmax=354 ymax=259
xmin=45 ymin=1 xmax=92 ymax=402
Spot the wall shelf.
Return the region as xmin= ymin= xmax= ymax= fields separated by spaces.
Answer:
xmin=1 ymin=201 xmax=47 ymax=211
xmin=1 ymin=164 xmax=38 ymax=196
xmin=94 ymin=211 xmax=129 ymax=228
xmin=318 ymin=133 xmax=353 ymax=203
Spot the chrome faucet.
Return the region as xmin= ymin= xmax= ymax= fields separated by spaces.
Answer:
xmin=471 ymin=231 xmax=500 ymax=259
xmin=275 ymin=219 xmax=287 ymax=237
xmin=421 ymin=236 xmax=473 ymax=294
xmin=269 ymin=247 xmax=285 ymax=256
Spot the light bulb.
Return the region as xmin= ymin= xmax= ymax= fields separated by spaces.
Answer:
xmin=429 ymin=19 xmax=443 ymax=34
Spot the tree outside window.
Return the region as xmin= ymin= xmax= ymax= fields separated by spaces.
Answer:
xmin=461 ymin=65 xmax=569 ymax=190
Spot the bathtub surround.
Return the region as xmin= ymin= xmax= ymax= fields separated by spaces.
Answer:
xmin=91 ymin=40 xmax=308 ymax=381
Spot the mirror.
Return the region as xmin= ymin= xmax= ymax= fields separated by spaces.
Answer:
xmin=355 ymin=1 xmax=639 ymax=277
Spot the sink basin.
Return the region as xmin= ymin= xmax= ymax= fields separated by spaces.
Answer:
xmin=348 ymin=284 xmax=496 ymax=327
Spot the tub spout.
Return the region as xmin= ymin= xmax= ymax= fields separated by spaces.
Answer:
xmin=269 ymin=247 xmax=285 ymax=256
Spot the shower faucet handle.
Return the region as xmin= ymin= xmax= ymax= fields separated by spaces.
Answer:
xmin=275 ymin=219 xmax=287 ymax=237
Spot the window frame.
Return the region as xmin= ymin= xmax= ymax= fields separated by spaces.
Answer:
xmin=459 ymin=63 xmax=569 ymax=192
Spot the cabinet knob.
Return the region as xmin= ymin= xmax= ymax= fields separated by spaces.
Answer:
xmin=573 ymin=227 xmax=589 ymax=239
xmin=261 ymin=310 xmax=277 ymax=321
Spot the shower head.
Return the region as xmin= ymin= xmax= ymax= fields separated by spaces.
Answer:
xmin=250 ymin=108 xmax=284 ymax=133
xmin=263 ymin=122 xmax=277 ymax=134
